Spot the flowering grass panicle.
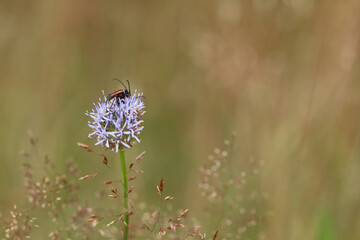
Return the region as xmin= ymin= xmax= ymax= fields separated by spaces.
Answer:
xmin=3 ymin=205 xmax=38 ymax=240
xmin=199 ymin=134 xmax=270 ymax=240
xmin=77 ymin=144 xmax=207 ymax=240
xmin=86 ymin=90 xmax=145 ymax=152
xmin=1 ymin=133 xmax=105 ymax=239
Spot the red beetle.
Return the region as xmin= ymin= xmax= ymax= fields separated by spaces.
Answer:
xmin=108 ymin=79 xmax=131 ymax=101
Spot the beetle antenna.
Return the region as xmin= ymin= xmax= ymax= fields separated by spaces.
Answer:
xmin=126 ymin=80 xmax=131 ymax=93
xmin=113 ymin=78 xmax=127 ymax=90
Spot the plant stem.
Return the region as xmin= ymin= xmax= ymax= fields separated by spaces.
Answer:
xmin=119 ymin=149 xmax=129 ymax=240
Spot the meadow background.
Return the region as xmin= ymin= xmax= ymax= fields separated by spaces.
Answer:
xmin=1 ymin=0 xmax=360 ymax=239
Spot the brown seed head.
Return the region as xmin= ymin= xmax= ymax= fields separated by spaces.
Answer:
xmin=77 ymin=142 xmax=92 ymax=152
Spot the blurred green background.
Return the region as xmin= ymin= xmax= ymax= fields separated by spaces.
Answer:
xmin=1 ymin=0 xmax=360 ymax=239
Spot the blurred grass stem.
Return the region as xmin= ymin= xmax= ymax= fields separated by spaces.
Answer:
xmin=119 ymin=149 xmax=129 ymax=240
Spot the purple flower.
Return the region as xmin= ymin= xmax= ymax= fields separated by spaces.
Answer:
xmin=86 ymin=90 xmax=145 ymax=151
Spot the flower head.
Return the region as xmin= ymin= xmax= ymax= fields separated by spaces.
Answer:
xmin=86 ymin=90 xmax=145 ymax=152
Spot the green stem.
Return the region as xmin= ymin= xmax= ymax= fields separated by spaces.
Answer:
xmin=119 ymin=149 xmax=129 ymax=240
